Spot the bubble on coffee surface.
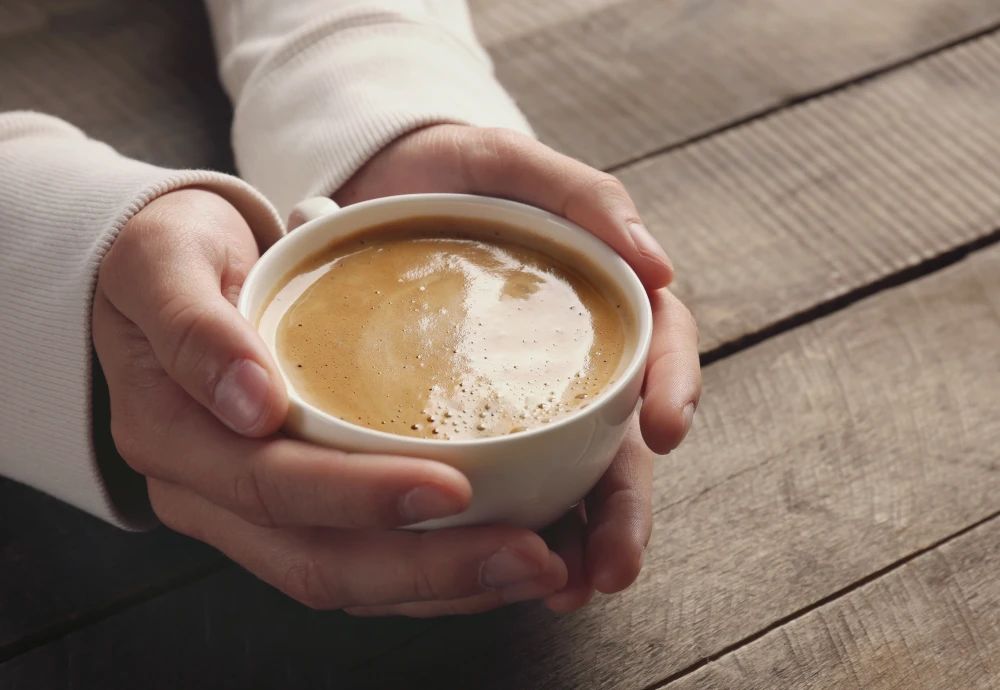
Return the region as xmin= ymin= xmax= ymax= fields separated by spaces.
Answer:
xmin=263 ymin=218 xmax=632 ymax=440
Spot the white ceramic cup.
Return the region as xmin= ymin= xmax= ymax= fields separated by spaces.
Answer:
xmin=238 ymin=194 xmax=653 ymax=531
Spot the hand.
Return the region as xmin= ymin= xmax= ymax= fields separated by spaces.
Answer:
xmin=335 ymin=126 xmax=702 ymax=615
xmin=93 ymin=188 xmax=568 ymax=612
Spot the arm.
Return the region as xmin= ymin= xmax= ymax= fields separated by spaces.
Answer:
xmin=204 ymin=0 xmax=532 ymax=218
xmin=0 ymin=111 xmax=283 ymax=528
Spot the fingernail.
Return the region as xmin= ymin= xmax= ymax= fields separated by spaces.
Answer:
xmin=214 ymin=359 xmax=271 ymax=434
xmin=681 ymin=402 xmax=696 ymax=441
xmin=480 ymin=548 xmax=542 ymax=589
xmin=500 ymin=581 xmax=556 ymax=604
xmin=399 ymin=485 xmax=464 ymax=524
xmin=628 ymin=222 xmax=673 ymax=274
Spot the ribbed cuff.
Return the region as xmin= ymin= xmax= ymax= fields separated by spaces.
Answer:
xmin=0 ymin=112 xmax=283 ymax=529
xmin=230 ymin=9 xmax=534 ymax=220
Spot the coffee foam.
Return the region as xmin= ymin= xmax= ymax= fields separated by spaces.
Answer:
xmin=257 ymin=217 xmax=635 ymax=440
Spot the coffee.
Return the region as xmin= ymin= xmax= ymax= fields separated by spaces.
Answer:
xmin=257 ymin=216 xmax=635 ymax=440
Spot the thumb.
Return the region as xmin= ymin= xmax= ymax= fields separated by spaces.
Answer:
xmin=99 ymin=189 xmax=287 ymax=437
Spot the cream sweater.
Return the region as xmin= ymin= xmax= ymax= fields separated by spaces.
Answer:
xmin=0 ymin=0 xmax=532 ymax=529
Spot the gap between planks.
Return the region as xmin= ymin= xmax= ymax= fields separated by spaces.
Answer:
xmin=0 ymin=559 xmax=228 ymax=665
xmin=605 ymin=20 xmax=1000 ymax=176
xmin=644 ymin=506 xmax=1000 ymax=690
xmin=4 ymin=6 xmax=1000 ymax=671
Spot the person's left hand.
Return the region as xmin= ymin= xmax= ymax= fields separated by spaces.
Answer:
xmin=334 ymin=125 xmax=702 ymax=616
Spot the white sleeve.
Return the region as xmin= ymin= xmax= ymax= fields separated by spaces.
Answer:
xmin=0 ymin=112 xmax=284 ymax=529
xmin=204 ymin=0 xmax=533 ymax=220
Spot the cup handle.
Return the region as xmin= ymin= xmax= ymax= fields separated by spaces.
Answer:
xmin=288 ymin=197 xmax=340 ymax=231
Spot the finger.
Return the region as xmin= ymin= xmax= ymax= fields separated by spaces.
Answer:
xmin=361 ymin=126 xmax=675 ymax=289
xmin=101 ymin=351 xmax=472 ymax=529
xmin=585 ymin=421 xmax=653 ymax=594
xmin=96 ymin=282 xmax=472 ymax=529
xmin=458 ymin=128 xmax=674 ymax=290
xmin=639 ymin=289 xmax=702 ymax=454
xmin=345 ymin=513 xmax=594 ymax=616
xmin=543 ymin=504 xmax=595 ymax=613
xmin=149 ymin=480 xmax=568 ymax=609
xmin=344 ymin=562 xmax=572 ymax=618
xmin=98 ymin=188 xmax=286 ymax=437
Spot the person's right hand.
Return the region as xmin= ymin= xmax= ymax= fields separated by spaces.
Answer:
xmin=93 ymin=188 xmax=567 ymax=611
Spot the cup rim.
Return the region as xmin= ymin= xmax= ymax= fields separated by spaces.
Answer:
xmin=239 ymin=193 xmax=653 ymax=449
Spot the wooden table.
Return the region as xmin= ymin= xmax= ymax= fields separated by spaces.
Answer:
xmin=3 ymin=0 xmax=1000 ymax=687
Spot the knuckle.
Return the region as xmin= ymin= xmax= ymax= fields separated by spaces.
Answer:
xmin=110 ymin=410 xmax=148 ymax=474
xmin=159 ymin=296 xmax=216 ymax=386
xmin=220 ymin=258 xmax=250 ymax=307
xmin=467 ymin=128 xmax=532 ymax=174
xmin=147 ymin=482 xmax=196 ymax=538
xmin=476 ymin=127 xmax=529 ymax=155
xmin=411 ymin=535 xmax=445 ymax=601
xmin=563 ymin=173 xmax=628 ymax=219
xmin=282 ymin=556 xmax=341 ymax=610
xmin=230 ymin=464 xmax=278 ymax=527
xmin=589 ymin=173 xmax=628 ymax=200
xmin=682 ymin=306 xmax=701 ymax=345
xmin=149 ymin=489 xmax=177 ymax=530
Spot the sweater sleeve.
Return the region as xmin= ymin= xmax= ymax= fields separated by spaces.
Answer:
xmin=204 ymin=0 xmax=534 ymax=220
xmin=0 ymin=112 xmax=284 ymax=529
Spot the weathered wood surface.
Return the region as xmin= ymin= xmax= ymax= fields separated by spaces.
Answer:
xmin=6 ymin=0 xmax=1000 ymax=177
xmin=631 ymin=30 xmax=1000 ymax=352
xmin=0 ymin=480 xmax=220 ymax=659
xmin=0 ymin=567 xmax=434 ymax=688
xmin=0 ymin=0 xmax=234 ymax=171
xmin=3 ymin=0 xmax=1000 ymax=685
xmin=326 ymin=242 xmax=1000 ymax=687
xmin=7 ymin=0 xmax=998 ymax=357
xmin=667 ymin=517 xmax=1000 ymax=690
xmin=5 ymin=219 xmax=999 ymax=689
xmin=470 ymin=0 xmax=699 ymax=46
xmin=491 ymin=0 xmax=1000 ymax=169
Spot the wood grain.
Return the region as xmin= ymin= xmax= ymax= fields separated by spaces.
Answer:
xmin=469 ymin=0 xmax=625 ymax=46
xmin=2 ymin=0 xmax=1000 ymax=681
xmin=0 ymin=479 xmax=219 ymax=656
xmin=6 ymin=0 xmax=1000 ymax=178
xmin=0 ymin=567 xmax=433 ymax=688
xmin=665 ymin=518 xmax=1000 ymax=689
xmin=0 ymin=0 xmax=234 ymax=171
xmin=5 ymin=216 xmax=1000 ymax=688
xmin=0 ymin=0 xmax=104 ymax=38
xmin=322 ymin=242 xmax=1000 ymax=687
xmin=624 ymin=29 xmax=1000 ymax=353
xmin=491 ymin=0 xmax=1000 ymax=169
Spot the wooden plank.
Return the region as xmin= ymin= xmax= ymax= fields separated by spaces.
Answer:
xmin=2 ymin=0 xmax=1000 ymax=673
xmin=0 ymin=0 xmax=104 ymax=38
xmin=491 ymin=0 xmax=1000 ymax=169
xmin=319 ymin=240 xmax=1000 ymax=687
xmin=624 ymin=29 xmax=1000 ymax=353
xmin=6 ymin=207 xmax=1000 ymax=688
xmin=0 ymin=348 xmax=220 ymax=658
xmin=0 ymin=479 xmax=220 ymax=656
xmin=5 ymin=0 xmax=998 ymax=354
xmin=470 ymin=0 xmax=626 ymax=46
xmin=665 ymin=518 xmax=1000 ymax=689
xmin=0 ymin=567 xmax=433 ymax=688
xmin=0 ymin=0 xmax=234 ymax=171
xmin=0 ymin=0 xmax=235 ymax=653
xmin=5 ymin=0 xmax=1000 ymax=177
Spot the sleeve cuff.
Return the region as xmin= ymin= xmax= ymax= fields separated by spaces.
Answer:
xmin=230 ymin=9 xmax=534 ymax=220
xmin=0 ymin=112 xmax=283 ymax=530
